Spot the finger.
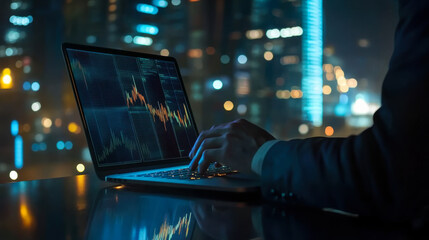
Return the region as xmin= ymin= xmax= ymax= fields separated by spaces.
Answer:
xmin=189 ymin=137 xmax=223 ymax=170
xmin=198 ymin=149 xmax=222 ymax=174
xmin=210 ymin=121 xmax=230 ymax=130
xmin=192 ymin=137 xmax=223 ymax=168
xmin=189 ymin=128 xmax=225 ymax=158
xmin=190 ymin=120 xmax=249 ymax=158
xmin=189 ymin=132 xmax=205 ymax=158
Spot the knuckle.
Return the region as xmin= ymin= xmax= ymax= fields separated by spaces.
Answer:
xmin=224 ymin=132 xmax=235 ymax=141
xmin=203 ymin=150 xmax=217 ymax=163
xmin=235 ymin=118 xmax=246 ymax=124
xmin=231 ymin=118 xmax=246 ymax=127
xmin=199 ymin=131 xmax=208 ymax=140
xmin=202 ymin=149 xmax=211 ymax=158
xmin=200 ymin=151 xmax=210 ymax=163
xmin=228 ymin=123 xmax=243 ymax=134
xmin=229 ymin=122 xmax=239 ymax=130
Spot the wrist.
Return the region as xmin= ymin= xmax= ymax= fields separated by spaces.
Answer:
xmin=251 ymin=140 xmax=281 ymax=175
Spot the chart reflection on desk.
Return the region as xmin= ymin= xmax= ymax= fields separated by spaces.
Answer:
xmin=67 ymin=49 xmax=198 ymax=167
xmin=87 ymin=193 xmax=195 ymax=240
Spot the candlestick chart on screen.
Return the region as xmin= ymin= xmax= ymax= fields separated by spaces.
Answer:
xmin=125 ymin=76 xmax=192 ymax=131
xmin=66 ymin=49 xmax=198 ymax=166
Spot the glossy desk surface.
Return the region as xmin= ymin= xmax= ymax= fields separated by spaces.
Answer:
xmin=0 ymin=174 xmax=427 ymax=240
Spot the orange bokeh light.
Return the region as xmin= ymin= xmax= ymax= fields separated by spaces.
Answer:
xmin=325 ymin=126 xmax=334 ymax=136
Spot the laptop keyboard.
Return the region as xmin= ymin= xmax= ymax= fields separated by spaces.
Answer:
xmin=137 ymin=166 xmax=238 ymax=180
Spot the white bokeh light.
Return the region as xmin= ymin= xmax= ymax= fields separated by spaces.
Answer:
xmin=31 ymin=102 xmax=41 ymax=112
xmin=212 ymin=80 xmax=223 ymax=90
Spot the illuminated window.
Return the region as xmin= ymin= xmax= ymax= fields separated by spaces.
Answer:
xmin=302 ymin=0 xmax=323 ymax=127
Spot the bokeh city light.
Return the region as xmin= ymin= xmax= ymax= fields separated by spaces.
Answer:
xmin=0 ymin=0 xmax=395 ymax=183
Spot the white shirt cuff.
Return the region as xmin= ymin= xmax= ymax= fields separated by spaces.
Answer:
xmin=251 ymin=140 xmax=280 ymax=175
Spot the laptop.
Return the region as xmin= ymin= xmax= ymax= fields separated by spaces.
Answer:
xmin=62 ymin=43 xmax=260 ymax=193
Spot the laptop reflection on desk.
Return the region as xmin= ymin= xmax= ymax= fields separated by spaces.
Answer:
xmin=86 ymin=189 xmax=196 ymax=240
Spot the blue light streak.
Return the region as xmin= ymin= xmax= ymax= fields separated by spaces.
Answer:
xmin=136 ymin=24 xmax=159 ymax=35
xmin=153 ymin=0 xmax=168 ymax=8
xmin=302 ymin=0 xmax=323 ymax=126
xmin=11 ymin=120 xmax=19 ymax=136
xmin=14 ymin=135 xmax=23 ymax=169
xmin=9 ymin=15 xmax=33 ymax=26
xmin=136 ymin=4 xmax=159 ymax=15
xmin=133 ymin=36 xmax=153 ymax=46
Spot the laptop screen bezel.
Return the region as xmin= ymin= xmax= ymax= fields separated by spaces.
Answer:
xmin=62 ymin=43 xmax=199 ymax=179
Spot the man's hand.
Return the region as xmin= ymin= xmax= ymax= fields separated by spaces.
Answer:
xmin=188 ymin=119 xmax=275 ymax=174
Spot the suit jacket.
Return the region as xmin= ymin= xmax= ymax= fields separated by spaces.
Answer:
xmin=260 ymin=0 xmax=429 ymax=221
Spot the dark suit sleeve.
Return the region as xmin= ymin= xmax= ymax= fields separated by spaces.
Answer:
xmin=260 ymin=0 xmax=429 ymax=220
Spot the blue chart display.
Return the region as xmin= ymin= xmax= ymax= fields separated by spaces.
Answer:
xmin=67 ymin=49 xmax=198 ymax=166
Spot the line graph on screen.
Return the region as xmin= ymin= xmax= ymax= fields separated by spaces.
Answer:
xmin=124 ymin=76 xmax=192 ymax=131
xmin=71 ymin=60 xmax=89 ymax=89
xmin=96 ymin=129 xmax=140 ymax=162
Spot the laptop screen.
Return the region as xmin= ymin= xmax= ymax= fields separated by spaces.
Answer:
xmin=65 ymin=48 xmax=198 ymax=167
